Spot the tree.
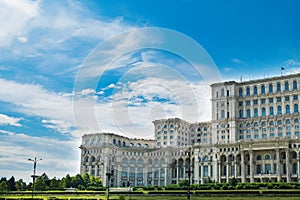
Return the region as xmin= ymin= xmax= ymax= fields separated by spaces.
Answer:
xmin=49 ymin=177 xmax=61 ymax=190
xmin=7 ymin=176 xmax=16 ymax=191
xmin=82 ymin=173 xmax=90 ymax=188
xmin=178 ymin=179 xmax=189 ymax=188
xmin=15 ymin=179 xmax=26 ymax=191
xmin=35 ymin=176 xmax=47 ymax=191
xmin=0 ymin=181 xmax=8 ymax=191
xmin=61 ymin=174 xmax=72 ymax=188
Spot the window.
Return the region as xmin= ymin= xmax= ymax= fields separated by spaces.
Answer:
xmin=257 ymin=155 xmax=262 ymax=160
xmin=277 ymin=106 xmax=282 ymax=115
xmin=246 ymin=87 xmax=250 ymax=96
xmin=294 ymin=104 xmax=299 ymax=113
xmin=246 ymin=101 xmax=251 ymax=106
xmin=269 ymin=84 xmax=273 ymax=93
xmin=261 ymin=85 xmax=265 ymax=94
xmin=277 ymin=97 xmax=281 ymax=102
xmin=265 ymin=154 xmax=271 ymax=160
xmin=261 ymin=107 xmax=266 ymax=116
xmin=239 ymin=110 xmax=243 ymax=118
xmin=254 ymin=86 xmax=258 ymax=95
xmin=269 ymin=98 xmax=274 ymax=103
xmin=286 ymin=105 xmax=290 ymax=114
xmin=270 ymin=133 xmax=275 ymax=138
xmin=257 ymin=164 xmax=262 ymax=174
xmin=239 ymin=101 xmax=243 ymax=106
xmin=261 ymin=99 xmax=266 ymax=104
xmin=254 ymin=108 xmax=258 ymax=117
xmin=293 ymin=95 xmax=298 ymax=100
xmin=270 ymin=121 xmax=274 ymax=126
xmin=221 ymin=110 xmax=225 ymax=119
xmin=246 ymin=109 xmax=251 ymax=118
xmin=269 ymin=106 xmax=274 ymax=116
xmin=278 ymin=120 xmax=282 ymax=125
xmin=239 ymin=88 xmax=243 ymax=97
xmin=254 ymin=134 xmax=259 ymax=139
xmin=221 ymin=88 xmax=225 ymax=97
xmin=277 ymin=83 xmax=281 ymax=92
xmin=253 ymin=100 xmax=258 ymax=105
xmin=293 ymin=80 xmax=298 ymax=90
xmin=285 ymin=96 xmax=290 ymax=101
xmin=285 ymin=81 xmax=289 ymax=91
xmin=262 ymin=134 xmax=267 ymax=138
xmin=262 ymin=121 xmax=266 ymax=126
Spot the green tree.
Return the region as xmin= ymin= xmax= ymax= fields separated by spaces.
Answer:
xmin=7 ymin=176 xmax=16 ymax=191
xmin=61 ymin=174 xmax=72 ymax=188
xmin=35 ymin=176 xmax=47 ymax=191
xmin=0 ymin=181 xmax=8 ymax=191
xmin=89 ymin=176 xmax=102 ymax=187
xmin=15 ymin=179 xmax=26 ymax=191
xmin=49 ymin=177 xmax=61 ymax=190
xmin=178 ymin=179 xmax=189 ymax=188
xmin=71 ymin=174 xmax=84 ymax=189
xmin=82 ymin=173 xmax=90 ymax=188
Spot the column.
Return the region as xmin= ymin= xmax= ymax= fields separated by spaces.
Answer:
xmin=208 ymin=163 xmax=211 ymax=179
xmin=201 ymin=163 xmax=204 ymax=184
xmin=164 ymin=167 xmax=167 ymax=186
xmin=276 ymin=148 xmax=281 ymax=182
xmin=226 ymin=161 xmax=229 ymax=183
xmin=249 ymin=150 xmax=254 ymax=182
xmin=95 ymin=164 xmax=98 ymax=177
xmin=194 ymin=160 xmax=200 ymax=184
xmin=241 ymin=151 xmax=245 ymax=183
xmin=218 ymin=162 xmax=221 ymax=183
xmin=286 ymin=149 xmax=291 ymax=182
xmin=176 ymin=166 xmax=179 ymax=184
xmin=297 ymin=151 xmax=300 ymax=183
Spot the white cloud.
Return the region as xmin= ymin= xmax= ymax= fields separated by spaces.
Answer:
xmin=232 ymin=58 xmax=243 ymax=64
xmin=41 ymin=119 xmax=74 ymax=135
xmin=0 ymin=113 xmax=22 ymax=127
xmin=0 ymin=130 xmax=80 ymax=182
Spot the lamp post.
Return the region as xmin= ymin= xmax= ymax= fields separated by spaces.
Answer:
xmin=28 ymin=157 xmax=42 ymax=199
xmin=181 ymin=147 xmax=192 ymax=200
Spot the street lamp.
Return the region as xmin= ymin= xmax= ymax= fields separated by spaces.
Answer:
xmin=28 ymin=157 xmax=42 ymax=199
xmin=180 ymin=147 xmax=192 ymax=200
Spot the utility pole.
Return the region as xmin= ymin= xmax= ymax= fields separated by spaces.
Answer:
xmin=28 ymin=157 xmax=42 ymax=199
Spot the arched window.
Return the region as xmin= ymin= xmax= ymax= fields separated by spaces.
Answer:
xmin=221 ymin=110 xmax=225 ymax=119
xmin=277 ymin=120 xmax=282 ymax=125
xmin=221 ymin=88 xmax=225 ymax=97
xmin=122 ymin=158 xmax=128 ymax=164
xmin=294 ymin=104 xmax=299 ymax=113
xmin=113 ymin=139 xmax=116 ymax=144
xmin=137 ymin=143 xmax=141 ymax=148
xmin=246 ymin=123 xmax=251 ymax=128
xmin=239 ymin=88 xmax=243 ymax=97
xmin=261 ymin=85 xmax=265 ymax=94
xmin=239 ymin=110 xmax=243 ymax=118
xmin=137 ymin=158 xmax=143 ymax=165
xmin=269 ymin=121 xmax=274 ymax=126
xmin=254 ymin=108 xmax=258 ymax=117
xmin=277 ymin=106 xmax=282 ymax=115
xmin=257 ymin=155 xmax=262 ymax=160
xmin=286 ymin=105 xmax=290 ymax=114
xmin=277 ymin=83 xmax=281 ymax=92
xmin=292 ymin=152 xmax=297 ymax=159
xmin=164 ymin=124 xmax=168 ymax=129
xmin=254 ymin=122 xmax=259 ymax=127
xmin=254 ymin=86 xmax=258 ymax=95
xmin=293 ymin=81 xmax=298 ymax=90
xmin=130 ymin=158 xmax=135 ymax=164
xmin=261 ymin=107 xmax=266 ymax=116
xmin=265 ymin=154 xmax=271 ymax=160
xmin=246 ymin=109 xmax=251 ymax=118
xmin=123 ymin=141 xmax=126 ymax=147
xmin=269 ymin=106 xmax=274 ymax=116
xmin=144 ymin=144 xmax=149 ymax=148
xmin=285 ymin=81 xmax=289 ymax=91
xmin=170 ymin=124 xmax=174 ymax=128
xmin=262 ymin=121 xmax=266 ymax=126
xmin=294 ymin=118 xmax=299 ymax=124
xmin=286 ymin=119 xmax=291 ymax=124
xmin=246 ymin=87 xmax=250 ymax=96
xmin=269 ymin=84 xmax=273 ymax=93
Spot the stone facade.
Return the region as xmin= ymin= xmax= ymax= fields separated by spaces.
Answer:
xmin=80 ymin=73 xmax=300 ymax=186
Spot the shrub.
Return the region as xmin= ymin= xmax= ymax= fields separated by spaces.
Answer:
xmin=119 ymin=195 xmax=126 ymax=200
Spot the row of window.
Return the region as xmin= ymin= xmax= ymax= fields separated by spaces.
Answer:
xmin=239 ymin=131 xmax=300 ymax=140
xmin=156 ymin=124 xmax=175 ymax=129
xmin=238 ymin=104 xmax=299 ymax=118
xmin=239 ymin=95 xmax=298 ymax=106
xmin=239 ymin=118 xmax=299 ymax=128
xmin=238 ymin=81 xmax=298 ymax=97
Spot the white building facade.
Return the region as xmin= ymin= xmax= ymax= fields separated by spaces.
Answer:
xmin=80 ymin=73 xmax=300 ymax=186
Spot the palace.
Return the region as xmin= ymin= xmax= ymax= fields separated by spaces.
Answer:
xmin=80 ymin=73 xmax=300 ymax=186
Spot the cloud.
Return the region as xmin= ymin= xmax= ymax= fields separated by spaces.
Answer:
xmin=41 ymin=119 xmax=74 ymax=135
xmin=0 ymin=130 xmax=80 ymax=182
xmin=0 ymin=113 xmax=22 ymax=127
xmin=232 ymin=58 xmax=243 ymax=64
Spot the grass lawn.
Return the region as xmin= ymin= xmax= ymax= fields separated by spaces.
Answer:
xmin=2 ymin=196 xmax=300 ymax=200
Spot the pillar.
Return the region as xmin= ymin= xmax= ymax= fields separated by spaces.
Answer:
xmin=276 ymin=148 xmax=281 ymax=182
xmin=286 ymin=149 xmax=291 ymax=182
xmin=241 ymin=151 xmax=245 ymax=183
xmin=249 ymin=150 xmax=254 ymax=182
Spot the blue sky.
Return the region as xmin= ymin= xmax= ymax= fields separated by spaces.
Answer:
xmin=0 ymin=0 xmax=300 ymax=182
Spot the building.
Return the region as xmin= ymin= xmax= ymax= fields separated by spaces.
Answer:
xmin=80 ymin=73 xmax=300 ymax=186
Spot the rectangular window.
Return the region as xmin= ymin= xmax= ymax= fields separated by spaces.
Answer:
xmin=294 ymin=95 xmax=298 ymax=100
xmin=285 ymin=96 xmax=290 ymax=101
xmin=278 ymin=133 xmax=283 ymax=137
xmin=261 ymin=99 xmax=266 ymax=104
xmin=262 ymin=134 xmax=267 ymax=138
xmin=204 ymin=166 xmax=209 ymax=177
xmin=286 ymin=132 xmax=291 ymax=137
xmin=257 ymin=165 xmax=262 ymax=174
xmin=246 ymin=101 xmax=251 ymax=106
xmin=247 ymin=135 xmax=251 ymax=139
xmin=269 ymin=98 xmax=274 ymax=103
xmin=270 ymin=133 xmax=275 ymax=138
xmin=239 ymin=101 xmax=243 ymax=106
xmin=277 ymin=97 xmax=282 ymax=102
xmin=273 ymin=164 xmax=277 ymax=174
xmin=239 ymin=135 xmax=244 ymax=139
xmin=254 ymin=134 xmax=259 ymax=139
xmin=253 ymin=100 xmax=258 ymax=105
